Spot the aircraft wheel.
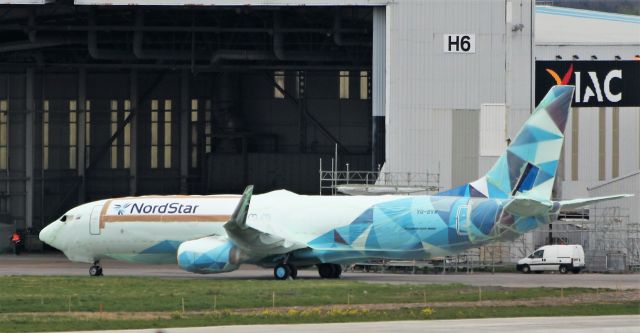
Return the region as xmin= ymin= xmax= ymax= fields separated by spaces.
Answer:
xmin=317 ymin=264 xmax=333 ymax=278
xmin=89 ymin=265 xmax=103 ymax=277
xmin=331 ymin=264 xmax=342 ymax=278
xmin=274 ymin=263 xmax=291 ymax=280
xmin=287 ymin=264 xmax=298 ymax=279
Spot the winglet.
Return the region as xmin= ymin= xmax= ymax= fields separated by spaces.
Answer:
xmin=228 ymin=185 xmax=254 ymax=230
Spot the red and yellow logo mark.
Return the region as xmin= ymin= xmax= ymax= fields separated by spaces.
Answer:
xmin=545 ymin=63 xmax=574 ymax=85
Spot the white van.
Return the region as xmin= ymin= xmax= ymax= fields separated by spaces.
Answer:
xmin=516 ymin=245 xmax=585 ymax=274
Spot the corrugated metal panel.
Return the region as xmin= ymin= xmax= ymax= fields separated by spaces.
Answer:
xmin=535 ymin=45 xmax=639 ymax=61
xmin=619 ymin=108 xmax=640 ymax=175
xmin=578 ymin=107 xmax=599 ymax=182
xmin=479 ymin=103 xmax=506 ymax=156
xmin=452 ymin=109 xmax=479 ymax=187
xmin=588 ymin=171 xmax=640 ymax=223
xmin=383 ymin=0 xmax=533 ymax=188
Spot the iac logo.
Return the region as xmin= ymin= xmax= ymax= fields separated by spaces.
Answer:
xmin=112 ymin=202 xmax=200 ymax=215
xmin=545 ymin=63 xmax=622 ymax=103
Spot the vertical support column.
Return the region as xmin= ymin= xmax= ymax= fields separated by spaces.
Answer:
xmin=371 ymin=6 xmax=386 ymax=171
xmin=25 ymin=68 xmax=34 ymax=229
xmin=129 ymin=69 xmax=138 ymax=195
xmin=180 ymin=70 xmax=189 ymax=194
xmin=598 ymin=107 xmax=606 ymax=181
xmin=611 ymin=107 xmax=619 ymax=179
xmin=77 ymin=69 xmax=86 ymax=203
xmin=571 ymin=108 xmax=579 ymax=181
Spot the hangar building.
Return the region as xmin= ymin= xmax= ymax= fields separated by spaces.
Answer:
xmin=0 ymin=0 xmax=534 ymax=237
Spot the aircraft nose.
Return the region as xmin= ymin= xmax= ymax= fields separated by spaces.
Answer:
xmin=39 ymin=222 xmax=61 ymax=249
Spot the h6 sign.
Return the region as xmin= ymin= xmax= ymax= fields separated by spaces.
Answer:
xmin=443 ymin=34 xmax=475 ymax=53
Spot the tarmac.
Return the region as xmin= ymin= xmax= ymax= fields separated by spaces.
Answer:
xmin=1 ymin=253 xmax=639 ymax=289
xmin=48 ymin=316 xmax=640 ymax=333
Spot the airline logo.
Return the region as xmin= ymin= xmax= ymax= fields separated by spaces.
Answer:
xmin=112 ymin=202 xmax=199 ymax=215
xmin=535 ymin=61 xmax=640 ymax=107
xmin=99 ymin=196 xmax=240 ymax=227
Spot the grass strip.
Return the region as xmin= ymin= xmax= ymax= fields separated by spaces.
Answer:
xmin=0 ymin=302 xmax=638 ymax=333
xmin=0 ymin=276 xmax=606 ymax=313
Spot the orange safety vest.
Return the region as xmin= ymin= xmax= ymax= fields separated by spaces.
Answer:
xmin=11 ymin=233 xmax=20 ymax=242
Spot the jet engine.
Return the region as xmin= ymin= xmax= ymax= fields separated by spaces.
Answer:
xmin=177 ymin=236 xmax=245 ymax=274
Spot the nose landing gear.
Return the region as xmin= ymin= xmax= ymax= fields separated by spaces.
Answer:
xmin=89 ymin=261 xmax=103 ymax=276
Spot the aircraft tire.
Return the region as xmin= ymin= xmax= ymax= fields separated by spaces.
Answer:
xmin=89 ymin=265 xmax=101 ymax=277
xmin=317 ymin=264 xmax=333 ymax=278
xmin=287 ymin=264 xmax=298 ymax=279
xmin=274 ymin=263 xmax=291 ymax=280
xmin=331 ymin=264 xmax=342 ymax=278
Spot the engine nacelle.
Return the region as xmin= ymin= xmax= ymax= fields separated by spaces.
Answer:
xmin=177 ymin=236 xmax=244 ymax=274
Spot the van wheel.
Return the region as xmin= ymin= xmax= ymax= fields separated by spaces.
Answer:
xmin=521 ymin=265 xmax=531 ymax=274
xmin=559 ymin=265 xmax=568 ymax=274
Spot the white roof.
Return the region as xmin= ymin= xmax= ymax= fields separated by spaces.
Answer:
xmin=536 ymin=6 xmax=640 ymax=45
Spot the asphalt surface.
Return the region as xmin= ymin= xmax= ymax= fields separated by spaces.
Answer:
xmin=2 ymin=254 xmax=639 ymax=289
xmin=47 ymin=316 xmax=640 ymax=333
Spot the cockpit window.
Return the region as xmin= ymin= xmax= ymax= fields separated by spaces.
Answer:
xmin=60 ymin=215 xmax=73 ymax=222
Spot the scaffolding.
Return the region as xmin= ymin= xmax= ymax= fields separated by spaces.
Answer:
xmin=319 ymin=158 xmax=440 ymax=196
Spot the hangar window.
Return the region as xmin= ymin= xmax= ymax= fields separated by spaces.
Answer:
xmin=274 ymin=71 xmax=285 ymax=99
xmin=69 ymin=100 xmax=77 ymax=169
xmin=0 ymin=100 xmax=7 ymax=170
xmin=204 ymin=100 xmax=212 ymax=154
xmin=360 ymin=71 xmax=370 ymax=100
xmin=339 ymin=71 xmax=350 ymax=99
xmin=43 ymin=100 xmax=49 ymax=170
xmin=151 ymin=100 xmax=159 ymax=169
xmin=123 ymin=100 xmax=131 ymax=169
xmin=85 ymin=101 xmax=91 ymax=167
xmin=190 ymin=99 xmax=198 ymax=168
xmin=110 ymin=100 xmax=118 ymax=169
xmin=164 ymin=99 xmax=172 ymax=169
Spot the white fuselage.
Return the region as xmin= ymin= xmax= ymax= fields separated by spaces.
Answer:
xmin=39 ymin=191 xmax=403 ymax=265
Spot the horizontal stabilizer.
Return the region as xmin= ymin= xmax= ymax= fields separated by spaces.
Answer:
xmin=504 ymin=197 xmax=553 ymax=217
xmin=558 ymin=194 xmax=634 ymax=211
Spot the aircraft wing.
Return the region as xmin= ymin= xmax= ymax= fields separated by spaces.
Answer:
xmin=558 ymin=194 xmax=633 ymax=211
xmin=224 ymin=185 xmax=306 ymax=255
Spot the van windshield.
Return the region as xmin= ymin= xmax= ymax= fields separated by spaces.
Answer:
xmin=529 ymin=250 xmax=544 ymax=259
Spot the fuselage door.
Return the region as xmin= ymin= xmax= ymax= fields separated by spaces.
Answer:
xmin=90 ymin=205 xmax=102 ymax=235
xmin=456 ymin=205 xmax=470 ymax=236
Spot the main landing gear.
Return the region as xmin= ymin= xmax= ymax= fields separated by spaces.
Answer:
xmin=89 ymin=261 xmax=103 ymax=277
xmin=317 ymin=263 xmax=342 ymax=279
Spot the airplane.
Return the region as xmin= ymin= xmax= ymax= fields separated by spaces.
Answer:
xmin=39 ymin=85 xmax=631 ymax=280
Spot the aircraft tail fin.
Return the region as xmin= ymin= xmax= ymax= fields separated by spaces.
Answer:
xmin=438 ymin=85 xmax=575 ymax=199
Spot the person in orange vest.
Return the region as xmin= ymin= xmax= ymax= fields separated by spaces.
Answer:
xmin=10 ymin=231 xmax=22 ymax=255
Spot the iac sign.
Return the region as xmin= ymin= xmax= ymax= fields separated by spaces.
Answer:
xmin=574 ymin=70 xmax=622 ymax=103
xmin=545 ymin=64 xmax=622 ymax=103
xmin=443 ymin=34 xmax=475 ymax=53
